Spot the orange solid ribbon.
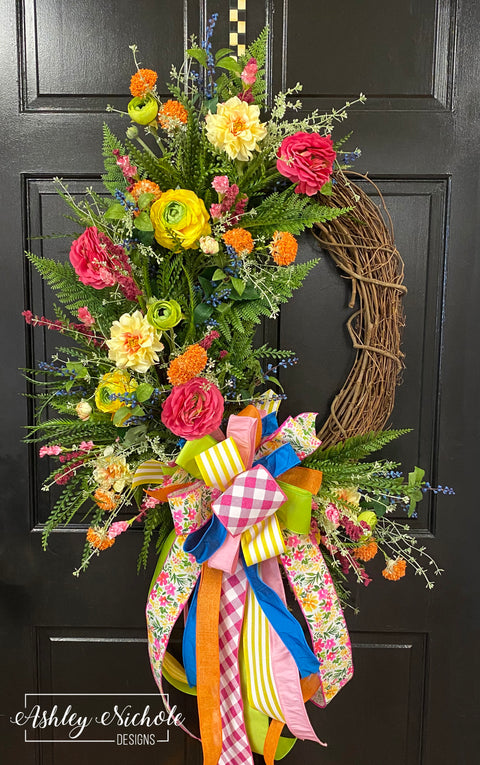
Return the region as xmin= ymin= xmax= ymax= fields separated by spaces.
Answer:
xmin=263 ymin=673 xmax=321 ymax=765
xmin=196 ymin=562 xmax=223 ymax=765
xmin=277 ymin=465 xmax=323 ymax=495
xmin=146 ymin=481 xmax=195 ymax=503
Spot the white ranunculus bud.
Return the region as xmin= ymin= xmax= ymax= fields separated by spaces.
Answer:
xmin=199 ymin=235 xmax=220 ymax=255
xmin=76 ymin=400 xmax=92 ymax=421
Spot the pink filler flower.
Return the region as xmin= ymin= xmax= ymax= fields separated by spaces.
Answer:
xmin=241 ymin=58 xmax=258 ymax=86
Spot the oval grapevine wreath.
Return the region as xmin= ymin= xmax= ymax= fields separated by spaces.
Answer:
xmin=23 ymin=19 xmax=449 ymax=764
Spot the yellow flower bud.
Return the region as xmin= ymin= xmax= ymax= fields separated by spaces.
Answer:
xmin=127 ymin=95 xmax=158 ymax=125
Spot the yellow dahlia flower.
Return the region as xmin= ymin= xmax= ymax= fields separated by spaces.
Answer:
xmin=106 ymin=310 xmax=164 ymax=373
xmin=205 ymin=96 xmax=267 ymax=161
xmin=150 ymin=189 xmax=211 ymax=251
xmin=95 ymin=369 xmax=138 ymax=413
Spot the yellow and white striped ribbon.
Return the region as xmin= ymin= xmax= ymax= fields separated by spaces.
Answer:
xmin=241 ymin=515 xmax=285 ymax=567
xmin=132 ymin=459 xmax=170 ymax=489
xmin=243 ymin=586 xmax=284 ymax=722
xmin=253 ymin=389 xmax=281 ymax=416
xmin=195 ymin=437 xmax=245 ymax=491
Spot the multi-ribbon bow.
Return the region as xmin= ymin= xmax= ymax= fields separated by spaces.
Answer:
xmin=142 ymin=394 xmax=353 ymax=765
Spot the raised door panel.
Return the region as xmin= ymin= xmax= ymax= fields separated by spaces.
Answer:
xmin=270 ymin=0 xmax=456 ymax=111
xmin=19 ymin=0 xmax=199 ymax=111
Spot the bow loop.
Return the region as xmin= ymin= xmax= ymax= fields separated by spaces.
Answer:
xmin=212 ymin=465 xmax=287 ymax=535
xmin=169 ymin=481 xmax=217 ymax=536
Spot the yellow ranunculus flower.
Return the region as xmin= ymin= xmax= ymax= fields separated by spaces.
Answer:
xmin=205 ymin=96 xmax=267 ymax=161
xmin=150 ymin=189 xmax=211 ymax=251
xmin=95 ymin=370 xmax=138 ymax=413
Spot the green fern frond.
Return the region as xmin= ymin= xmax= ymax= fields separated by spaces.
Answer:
xmin=25 ymin=252 xmax=107 ymax=314
xmin=333 ymin=131 xmax=353 ymax=151
xmin=217 ymin=315 xmax=232 ymax=342
xmin=124 ymin=139 xmax=181 ymax=189
xmin=25 ymin=419 xmax=115 ymax=445
xmin=42 ymin=476 xmax=91 ymax=548
xmin=243 ymin=188 xmax=351 ymax=236
xmin=136 ymin=506 xmax=173 ymax=572
xmin=102 ymin=123 xmax=126 ymax=194
xmin=253 ymin=345 xmax=296 ymax=360
xmin=305 ymin=429 xmax=412 ymax=468
xmin=176 ymin=111 xmax=203 ymax=192
xmin=269 ymin=259 xmax=320 ymax=302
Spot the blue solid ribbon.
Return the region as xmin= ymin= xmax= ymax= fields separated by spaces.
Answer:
xmin=253 ymin=442 xmax=300 ymax=478
xmin=182 ymin=514 xmax=227 ymax=687
xmin=241 ymin=551 xmax=320 ymax=678
xmin=182 ymin=578 xmax=199 ymax=687
xmin=261 ymin=412 xmax=279 ymax=438
xmin=183 ymin=513 xmax=227 ymax=563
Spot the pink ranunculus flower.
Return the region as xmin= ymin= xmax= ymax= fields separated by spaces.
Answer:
xmin=69 ymin=227 xmax=141 ymax=299
xmin=241 ymin=58 xmax=258 ymax=86
xmin=69 ymin=227 xmax=129 ymax=289
xmin=161 ymin=377 xmax=224 ymax=439
xmin=277 ymin=132 xmax=336 ymax=196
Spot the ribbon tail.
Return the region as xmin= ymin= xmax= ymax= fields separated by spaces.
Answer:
xmin=260 ymin=557 xmax=326 ymax=745
xmin=242 ymin=552 xmax=319 ymax=678
xmin=218 ymin=564 xmax=253 ymax=765
xmin=263 ymin=675 xmax=323 ymax=765
xmin=263 ymin=675 xmax=327 ymax=765
xmin=281 ymin=531 xmax=354 ymax=706
xmin=263 ymin=720 xmax=285 ymax=765
xmin=146 ymin=533 xmax=201 ymax=740
xmin=196 ymin=562 xmax=223 ymax=765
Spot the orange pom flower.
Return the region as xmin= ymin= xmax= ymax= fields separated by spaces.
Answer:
xmin=167 ymin=344 xmax=208 ymax=386
xmin=353 ymin=539 xmax=378 ymax=562
xmin=158 ymin=99 xmax=188 ymax=129
xmin=382 ymin=558 xmax=407 ymax=581
xmin=130 ymin=180 xmax=162 ymax=217
xmin=86 ymin=527 xmax=115 ymax=551
xmin=130 ymin=68 xmax=158 ymax=97
xmin=94 ymin=488 xmax=118 ymax=512
xmin=130 ymin=179 xmax=162 ymax=203
xmin=269 ymin=230 xmax=298 ymax=265
xmin=222 ymin=228 xmax=254 ymax=257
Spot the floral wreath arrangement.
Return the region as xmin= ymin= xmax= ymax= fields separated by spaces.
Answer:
xmin=23 ymin=18 xmax=451 ymax=765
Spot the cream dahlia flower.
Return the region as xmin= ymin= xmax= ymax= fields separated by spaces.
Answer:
xmin=93 ymin=452 xmax=132 ymax=493
xmin=205 ymin=96 xmax=267 ymax=161
xmin=335 ymin=487 xmax=362 ymax=506
xmin=106 ymin=310 xmax=164 ymax=373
